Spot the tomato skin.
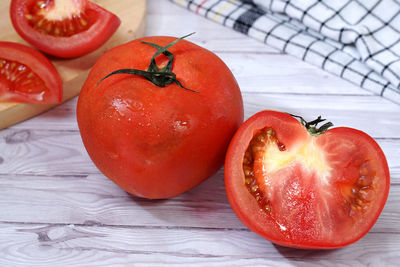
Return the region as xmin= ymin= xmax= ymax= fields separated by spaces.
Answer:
xmin=77 ymin=36 xmax=244 ymax=199
xmin=225 ymin=110 xmax=390 ymax=249
xmin=10 ymin=0 xmax=121 ymax=58
xmin=0 ymin=41 xmax=62 ymax=103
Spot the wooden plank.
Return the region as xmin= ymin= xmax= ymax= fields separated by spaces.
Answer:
xmin=222 ymin=54 xmax=371 ymax=95
xmin=242 ymin=93 xmax=400 ymax=138
xmin=0 ymin=222 xmax=399 ymax=266
xmin=0 ymin=0 xmax=146 ymax=130
xmin=0 ymin=129 xmax=93 ymax=175
xmin=0 ymin=168 xmax=398 ymax=233
xmin=0 ymin=129 xmax=398 ymax=180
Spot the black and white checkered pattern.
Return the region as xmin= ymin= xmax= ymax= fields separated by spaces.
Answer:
xmin=170 ymin=0 xmax=400 ymax=104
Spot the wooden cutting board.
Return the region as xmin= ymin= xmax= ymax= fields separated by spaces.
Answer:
xmin=0 ymin=0 xmax=146 ymax=130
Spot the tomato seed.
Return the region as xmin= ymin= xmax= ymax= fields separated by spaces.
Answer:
xmin=80 ymin=18 xmax=87 ymax=27
xmin=278 ymin=142 xmax=286 ymax=151
xmin=264 ymin=204 xmax=271 ymax=213
xmin=358 ymin=175 xmax=373 ymax=187
xmin=257 ymin=135 xmax=266 ymax=143
xmin=0 ymin=57 xmax=45 ymax=94
xmin=243 ymin=166 xmax=253 ymax=177
xmin=243 ymin=127 xmax=286 ymax=214
xmin=26 ymin=1 xmax=92 ymax=38
xmin=359 ymin=161 xmax=373 ymax=176
xmin=251 ymin=145 xmax=263 ymax=153
xmin=266 ymin=129 xmax=274 ymax=136
xmin=359 ymin=188 xmax=374 ymax=202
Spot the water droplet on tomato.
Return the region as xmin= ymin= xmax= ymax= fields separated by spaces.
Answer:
xmin=172 ymin=120 xmax=189 ymax=132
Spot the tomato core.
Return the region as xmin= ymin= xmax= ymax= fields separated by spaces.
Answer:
xmin=0 ymin=57 xmax=47 ymax=101
xmin=26 ymin=0 xmax=93 ymax=37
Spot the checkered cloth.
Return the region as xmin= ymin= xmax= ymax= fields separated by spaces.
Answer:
xmin=170 ymin=0 xmax=400 ymax=104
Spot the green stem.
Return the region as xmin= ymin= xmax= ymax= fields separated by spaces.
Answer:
xmin=289 ymin=114 xmax=334 ymax=136
xmin=97 ymin=33 xmax=198 ymax=93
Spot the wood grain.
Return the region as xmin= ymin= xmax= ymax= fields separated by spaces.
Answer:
xmin=0 ymin=168 xmax=398 ymax=233
xmin=0 ymin=0 xmax=146 ymax=130
xmin=0 ymin=222 xmax=399 ymax=266
xmin=0 ymin=128 xmax=399 ymax=180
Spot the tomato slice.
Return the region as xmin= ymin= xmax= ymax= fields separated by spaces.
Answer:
xmin=10 ymin=0 xmax=121 ymax=58
xmin=0 ymin=41 xmax=62 ymax=103
xmin=225 ymin=110 xmax=390 ymax=249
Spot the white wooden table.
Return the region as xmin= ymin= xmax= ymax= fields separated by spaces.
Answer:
xmin=1 ymin=1 xmax=400 ymax=266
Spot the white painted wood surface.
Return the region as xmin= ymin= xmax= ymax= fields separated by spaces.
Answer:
xmin=1 ymin=0 xmax=400 ymax=266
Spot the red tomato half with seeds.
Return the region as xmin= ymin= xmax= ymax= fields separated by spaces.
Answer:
xmin=77 ymin=35 xmax=244 ymax=199
xmin=0 ymin=41 xmax=62 ymax=103
xmin=225 ymin=110 xmax=390 ymax=249
xmin=10 ymin=0 xmax=121 ymax=58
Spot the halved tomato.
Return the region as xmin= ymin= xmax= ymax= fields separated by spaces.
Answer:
xmin=10 ymin=0 xmax=121 ymax=58
xmin=0 ymin=41 xmax=62 ymax=103
xmin=225 ymin=110 xmax=390 ymax=249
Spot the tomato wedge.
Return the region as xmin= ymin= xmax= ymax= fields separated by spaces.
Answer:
xmin=225 ymin=110 xmax=390 ymax=249
xmin=10 ymin=0 xmax=121 ymax=58
xmin=0 ymin=41 xmax=62 ymax=103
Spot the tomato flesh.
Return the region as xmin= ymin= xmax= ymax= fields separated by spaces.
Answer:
xmin=0 ymin=57 xmax=47 ymax=101
xmin=26 ymin=0 xmax=92 ymax=37
xmin=11 ymin=0 xmax=121 ymax=58
xmin=225 ymin=110 xmax=390 ymax=249
xmin=0 ymin=41 xmax=62 ymax=103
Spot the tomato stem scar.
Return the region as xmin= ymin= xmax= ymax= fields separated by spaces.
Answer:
xmin=96 ymin=33 xmax=198 ymax=93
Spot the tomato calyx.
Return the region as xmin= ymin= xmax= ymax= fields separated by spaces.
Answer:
xmin=97 ymin=33 xmax=198 ymax=93
xmin=289 ymin=114 xmax=334 ymax=136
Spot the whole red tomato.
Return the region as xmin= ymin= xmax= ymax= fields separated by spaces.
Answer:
xmin=225 ymin=110 xmax=390 ymax=249
xmin=77 ymin=35 xmax=244 ymax=199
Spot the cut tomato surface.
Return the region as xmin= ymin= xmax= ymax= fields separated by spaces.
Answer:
xmin=0 ymin=41 xmax=62 ymax=103
xmin=10 ymin=0 xmax=121 ymax=58
xmin=225 ymin=110 xmax=390 ymax=249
